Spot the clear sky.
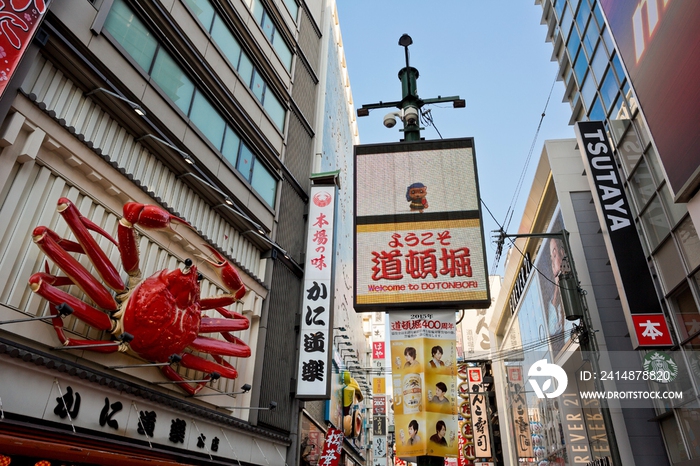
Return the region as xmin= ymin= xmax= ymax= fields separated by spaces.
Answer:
xmin=336 ymin=1 xmax=576 ymax=275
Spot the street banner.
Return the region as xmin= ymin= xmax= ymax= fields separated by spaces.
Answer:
xmin=467 ymin=368 xmax=491 ymax=458
xmin=390 ymin=311 xmax=458 ymax=460
xmin=507 ymin=366 xmax=533 ymax=458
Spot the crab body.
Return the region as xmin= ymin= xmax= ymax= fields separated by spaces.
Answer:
xmin=28 ymin=198 xmax=250 ymax=395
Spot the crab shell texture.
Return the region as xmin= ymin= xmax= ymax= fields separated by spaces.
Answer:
xmin=122 ymin=266 xmax=201 ymax=362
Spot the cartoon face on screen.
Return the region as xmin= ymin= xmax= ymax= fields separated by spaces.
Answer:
xmin=406 ymin=182 xmax=428 ymax=213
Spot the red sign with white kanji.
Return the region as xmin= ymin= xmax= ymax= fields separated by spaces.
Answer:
xmin=318 ymin=427 xmax=344 ymax=466
xmin=373 ymin=341 xmax=385 ymax=360
xmin=631 ymin=314 xmax=673 ymax=347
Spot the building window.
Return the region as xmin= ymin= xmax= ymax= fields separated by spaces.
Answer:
xmin=251 ymin=0 xmax=293 ymax=71
xmin=641 ymin=196 xmax=671 ymax=250
xmin=184 ymin=0 xmax=287 ymax=131
xmin=283 ymin=0 xmax=298 ymax=21
xmin=103 ymin=0 xmax=157 ymax=71
xmin=660 ymin=416 xmax=690 ymax=463
xmin=676 ymin=216 xmax=700 ymax=272
xmin=105 ymin=0 xmax=278 ymax=208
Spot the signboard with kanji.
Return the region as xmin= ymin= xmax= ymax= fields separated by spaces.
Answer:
xmin=354 ymin=139 xmax=490 ymax=312
xmin=296 ymin=185 xmax=337 ymax=398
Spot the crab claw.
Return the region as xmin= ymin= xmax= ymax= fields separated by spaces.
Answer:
xmin=118 ymin=203 xmax=193 ymax=276
xmin=202 ymin=245 xmax=246 ymax=301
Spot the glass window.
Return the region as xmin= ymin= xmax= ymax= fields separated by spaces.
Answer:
xmin=581 ymin=74 xmax=596 ymax=110
xmin=633 ymin=113 xmax=652 ymax=149
xmin=238 ymin=53 xmax=254 ymax=87
xmin=602 ymin=26 xmax=614 ymax=56
xmin=560 ymin=5 xmax=572 ymax=39
xmin=283 ymin=0 xmax=298 ymax=20
xmin=251 ymin=0 xmax=264 ymax=24
xmin=151 ymin=50 xmax=195 ymax=114
xmin=264 ymin=92 xmax=286 ymax=132
xmin=616 ymin=127 xmax=643 ymax=175
xmin=566 ymin=29 xmax=580 ymax=61
xmin=554 ymin=0 xmax=565 ymax=19
xmin=593 ymin=2 xmax=605 ymax=32
xmin=183 ymin=0 xmax=216 ymax=31
xmin=582 ymin=21 xmax=597 ymax=57
xmin=211 ymin=15 xmax=243 ymax=70
xmin=104 ymin=0 xmax=158 ymax=72
xmin=589 ymin=95 xmax=605 ymax=121
xmin=260 ymin=11 xmax=275 ymax=42
xmin=628 ymin=158 xmax=656 ymax=208
xmin=273 ymin=34 xmax=293 ymax=71
xmin=237 ymin=144 xmax=254 ymax=180
xmin=221 ymin=126 xmax=241 ymax=167
xmin=599 ymin=68 xmax=618 ymax=110
xmin=677 ymin=216 xmax=700 ymax=271
xmin=590 ymin=43 xmax=607 ymax=83
xmin=189 ymin=91 xmax=225 ymax=149
xmin=251 ymin=69 xmax=266 ymax=102
xmin=251 ymin=161 xmax=277 ymax=207
xmin=679 ymin=406 xmax=700 ymax=459
xmin=611 ymin=52 xmax=626 ymax=85
xmin=661 ymin=416 xmax=690 ymax=463
xmin=655 ymin=237 xmax=685 ymax=291
xmin=575 ymin=1 xmax=590 ymax=33
xmin=642 ymin=196 xmax=671 ymax=250
xmin=645 ymin=146 xmax=665 ymax=188
xmin=573 ymin=50 xmax=588 ymax=84
xmin=660 ymin=183 xmax=687 ymax=228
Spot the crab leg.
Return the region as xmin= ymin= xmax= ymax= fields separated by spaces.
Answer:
xmin=200 ymin=245 xmax=247 ymax=305
xmin=33 ymin=227 xmax=118 ymax=311
xmin=56 ymin=198 xmax=125 ymax=293
xmin=29 ymin=273 xmax=114 ymax=330
xmin=118 ymin=203 xmax=193 ymax=278
xmin=189 ymin=335 xmax=251 ymax=358
xmin=160 ymin=354 xmax=239 ymax=396
xmin=200 ymin=308 xmax=250 ymax=333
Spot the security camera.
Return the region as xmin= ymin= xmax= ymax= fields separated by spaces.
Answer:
xmin=383 ymin=112 xmax=399 ymax=128
xmin=404 ymin=106 xmax=419 ymax=126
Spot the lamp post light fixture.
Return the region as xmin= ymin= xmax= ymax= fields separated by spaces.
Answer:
xmin=85 ymin=87 xmax=146 ymax=116
xmin=222 ymin=401 xmax=277 ymax=411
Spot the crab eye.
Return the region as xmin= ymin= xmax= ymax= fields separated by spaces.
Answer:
xmin=197 ymin=273 xmax=203 ymax=281
xmin=184 ymin=258 xmax=193 ymax=267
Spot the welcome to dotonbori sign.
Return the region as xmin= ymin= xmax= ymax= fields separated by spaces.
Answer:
xmin=353 ymin=139 xmax=490 ymax=312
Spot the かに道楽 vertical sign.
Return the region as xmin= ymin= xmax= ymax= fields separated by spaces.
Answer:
xmin=296 ymin=185 xmax=336 ymax=398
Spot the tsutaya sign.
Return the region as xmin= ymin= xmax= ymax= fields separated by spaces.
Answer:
xmin=575 ymin=121 xmax=672 ymax=348
xmin=354 ymin=139 xmax=490 ymax=312
xmin=296 ymin=185 xmax=337 ymax=397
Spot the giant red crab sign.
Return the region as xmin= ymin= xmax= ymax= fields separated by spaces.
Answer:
xmin=28 ymin=197 xmax=251 ymax=395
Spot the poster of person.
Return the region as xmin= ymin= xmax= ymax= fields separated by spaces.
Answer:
xmin=390 ymin=311 xmax=459 ymax=460
xmin=535 ymin=210 xmax=574 ymax=355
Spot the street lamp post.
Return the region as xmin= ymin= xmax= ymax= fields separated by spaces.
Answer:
xmin=503 ymin=230 xmax=622 ymax=466
xmin=357 ymin=34 xmax=465 ymax=142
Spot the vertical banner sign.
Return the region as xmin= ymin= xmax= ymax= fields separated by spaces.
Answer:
xmin=354 ymin=139 xmax=490 ymax=312
xmin=507 ymin=366 xmax=533 ymax=458
xmin=297 ymin=186 xmax=336 ymax=398
xmin=318 ymin=427 xmax=344 ymax=466
xmin=467 ymin=368 xmax=491 ymax=458
xmin=0 ymin=0 xmax=49 ymax=100
xmin=372 ymin=312 xmax=388 ymax=466
xmin=575 ymin=121 xmax=672 ymax=348
xmin=390 ymin=311 xmax=458 ymax=460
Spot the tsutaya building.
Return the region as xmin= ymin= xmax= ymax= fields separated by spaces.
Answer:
xmin=491 ymin=139 xmax=669 ymax=466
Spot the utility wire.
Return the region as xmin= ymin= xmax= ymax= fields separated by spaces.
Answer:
xmin=501 ymin=70 xmax=559 ymax=238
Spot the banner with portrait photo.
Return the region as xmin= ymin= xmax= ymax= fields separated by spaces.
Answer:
xmin=535 ymin=210 xmax=574 ymax=355
xmin=389 ymin=311 xmax=458 ymax=460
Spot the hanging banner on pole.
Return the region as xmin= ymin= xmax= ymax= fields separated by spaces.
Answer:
xmin=390 ymin=311 xmax=458 ymax=461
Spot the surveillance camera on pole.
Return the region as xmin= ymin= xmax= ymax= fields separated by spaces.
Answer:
xmin=356 ymin=33 xmax=465 ymax=142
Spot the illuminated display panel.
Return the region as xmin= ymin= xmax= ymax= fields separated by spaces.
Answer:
xmin=354 ymin=139 xmax=490 ymax=312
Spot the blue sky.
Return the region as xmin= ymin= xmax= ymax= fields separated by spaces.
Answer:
xmin=336 ymin=2 xmax=576 ymax=275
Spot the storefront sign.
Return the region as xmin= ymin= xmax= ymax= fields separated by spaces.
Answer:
xmin=507 ymin=366 xmax=533 ymax=458
xmin=467 ymin=367 xmax=491 ymax=458
xmin=0 ymin=0 xmax=49 ymax=100
xmin=318 ymin=427 xmax=344 ymax=466
xmin=297 ymin=185 xmax=337 ymax=398
xmin=390 ymin=311 xmax=458 ymax=460
xmin=576 ymin=121 xmax=672 ymax=348
xmin=0 ymin=358 xmax=283 ymax=462
xmin=354 ymin=139 xmax=490 ymax=312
